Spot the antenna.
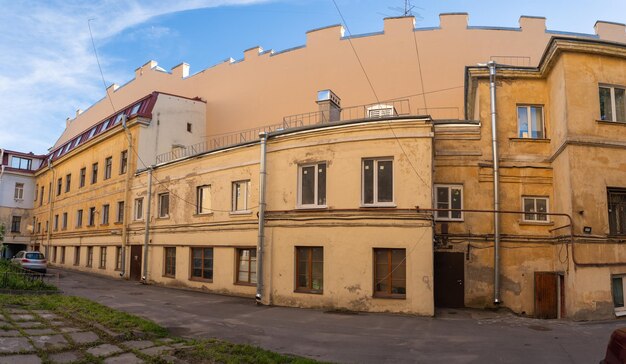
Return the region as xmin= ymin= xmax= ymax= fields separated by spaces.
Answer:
xmin=385 ymin=1 xmax=424 ymax=21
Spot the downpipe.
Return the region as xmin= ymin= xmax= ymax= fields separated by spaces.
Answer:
xmin=141 ymin=166 xmax=153 ymax=284
xmin=120 ymin=115 xmax=131 ymax=278
xmin=256 ymin=132 xmax=268 ymax=304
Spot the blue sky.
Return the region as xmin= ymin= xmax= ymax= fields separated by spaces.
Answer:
xmin=1 ymin=0 xmax=625 ymax=154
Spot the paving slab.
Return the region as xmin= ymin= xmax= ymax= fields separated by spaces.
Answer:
xmin=122 ymin=340 xmax=155 ymax=350
xmin=160 ymin=355 xmax=189 ymax=364
xmin=68 ymin=331 xmax=100 ymax=344
xmin=24 ymin=328 xmax=57 ymax=336
xmin=12 ymin=314 xmax=36 ymax=321
xmin=103 ymin=352 xmax=143 ymax=364
xmin=48 ymin=320 xmax=68 ymax=326
xmin=0 ymin=336 xmax=34 ymax=353
xmin=48 ymin=351 xmax=81 ymax=363
xmin=5 ymin=308 xmax=29 ymax=314
xmin=0 ymin=354 xmax=41 ymax=364
xmin=37 ymin=313 xmax=60 ymax=320
xmin=14 ymin=321 xmax=45 ymax=328
xmin=58 ymin=326 xmax=82 ymax=333
xmin=140 ymin=345 xmax=173 ymax=356
xmin=31 ymin=334 xmax=69 ymax=350
xmin=0 ymin=330 xmax=20 ymax=337
xmin=87 ymin=343 xmax=123 ymax=357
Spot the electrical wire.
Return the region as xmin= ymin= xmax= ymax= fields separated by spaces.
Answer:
xmin=88 ymin=19 xmax=116 ymax=114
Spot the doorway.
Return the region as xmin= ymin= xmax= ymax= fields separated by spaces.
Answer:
xmin=129 ymin=245 xmax=142 ymax=281
xmin=434 ymin=252 xmax=465 ymax=308
xmin=534 ymin=272 xmax=564 ymax=319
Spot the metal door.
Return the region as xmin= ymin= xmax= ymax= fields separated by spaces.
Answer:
xmin=434 ymin=252 xmax=465 ymax=308
xmin=129 ymin=245 xmax=142 ymax=281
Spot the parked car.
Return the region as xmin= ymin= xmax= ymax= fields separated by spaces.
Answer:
xmin=601 ymin=327 xmax=626 ymax=364
xmin=11 ymin=251 xmax=47 ymax=273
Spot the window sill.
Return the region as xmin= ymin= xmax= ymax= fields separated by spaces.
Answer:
xmin=294 ymin=289 xmax=323 ymax=295
xmin=519 ymin=220 xmax=554 ymax=226
xmin=509 ymin=138 xmax=550 ymax=143
xmin=597 ymin=119 xmax=626 ymax=125
xmin=98 ymin=266 xmax=105 ymax=270
xmin=296 ymin=205 xmax=328 ymax=210
xmin=163 ymin=274 xmax=176 ymax=279
xmin=114 ymin=222 xmax=123 ymax=225
xmin=194 ymin=212 xmax=214 ymax=217
xmin=189 ymin=277 xmax=213 ymax=283
xmin=86 ymin=225 xmax=95 ymax=228
xmin=435 ymin=218 xmax=464 ymax=223
xmin=230 ymin=210 xmax=252 ymax=216
xmin=360 ymin=204 xmax=397 ymax=208
xmin=156 ymin=216 xmax=170 ymax=220
xmin=373 ymin=294 xmax=406 ymax=300
xmin=100 ymin=224 xmax=109 ymax=227
xmin=235 ymin=282 xmax=256 ymax=287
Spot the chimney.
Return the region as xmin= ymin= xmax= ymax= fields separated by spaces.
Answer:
xmin=66 ymin=117 xmax=71 ymax=128
xmin=172 ymin=63 xmax=190 ymax=78
xmin=76 ymin=109 xmax=83 ymax=118
xmin=316 ymin=90 xmax=341 ymax=122
xmin=106 ymin=83 xmax=119 ymax=94
xmin=595 ymin=20 xmax=626 ymax=43
xmin=439 ymin=13 xmax=469 ymax=30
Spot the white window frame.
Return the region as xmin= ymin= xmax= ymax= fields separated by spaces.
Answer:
xmin=231 ymin=180 xmax=251 ymax=213
xmin=297 ymin=162 xmax=327 ymax=209
xmin=612 ymin=274 xmax=626 ymax=316
xmin=517 ymin=105 xmax=545 ymax=139
xmin=361 ymin=158 xmax=395 ymax=207
xmin=158 ymin=193 xmax=169 ymax=218
xmin=134 ymin=198 xmax=144 ymax=221
xmin=434 ymin=184 xmax=464 ymax=221
xmin=196 ymin=185 xmax=212 ymax=214
xmin=14 ymin=182 xmax=24 ymax=200
xmin=600 ymin=85 xmax=626 ymax=122
xmin=522 ymin=196 xmax=550 ymax=223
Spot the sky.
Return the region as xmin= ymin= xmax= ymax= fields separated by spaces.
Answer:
xmin=1 ymin=0 xmax=625 ymax=155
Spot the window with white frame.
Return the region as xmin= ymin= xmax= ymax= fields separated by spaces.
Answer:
xmin=231 ymin=180 xmax=250 ymax=212
xmin=14 ymin=183 xmax=24 ymax=200
xmin=134 ymin=198 xmax=144 ymax=220
xmin=435 ymin=185 xmax=463 ymax=221
xmin=612 ymin=274 xmax=626 ymax=316
xmin=362 ymin=158 xmax=394 ymax=206
xmin=298 ymin=162 xmax=326 ymax=208
xmin=158 ymin=193 xmax=169 ymax=218
xmin=599 ymin=85 xmax=626 ymax=122
xmin=522 ymin=196 xmax=549 ymax=222
xmin=517 ymin=105 xmax=545 ymax=139
xmin=196 ymin=185 xmax=212 ymax=214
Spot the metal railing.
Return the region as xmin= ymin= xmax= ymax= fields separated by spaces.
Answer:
xmin=490 ymin=55 xmax=532 ymax=67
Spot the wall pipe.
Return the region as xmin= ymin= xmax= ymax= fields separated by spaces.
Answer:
xmin=141 ymin=166 xmax=153 ymax=282
xmin=45 ymin=158 xmax=55 ymax=256
xmin=256 ymin=132 xmax=268 ymax=304
xmin=120 ymin=115 xmax=132 ymax=278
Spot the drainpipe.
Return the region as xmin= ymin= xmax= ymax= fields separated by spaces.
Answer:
xmin=256 ymin=132 xmax=268 ymax=304
xmin=487 ymin=61 xmax=502 ymax=305
xmin=120 ymin=115 xmax=132 ymax=278
xmin=141 ymin=166 xmax=153 ymax=283
xmin=46 ymin=158 xmax=55 ymax=256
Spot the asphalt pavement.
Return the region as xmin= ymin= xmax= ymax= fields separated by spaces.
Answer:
xmin=53 ymin=267 xmax=624 ymax=363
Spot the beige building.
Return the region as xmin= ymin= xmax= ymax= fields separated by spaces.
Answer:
xmin=25 ymin=14 xmax=626 ymax=319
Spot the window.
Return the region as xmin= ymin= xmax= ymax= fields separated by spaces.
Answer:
xmin=187 ymin=122 xmax=192 ymax=133
xmin=57 ymin=178 xmax=62 ymax=196
xmin=295 ymin=247 xmax=323 ymax=293
xmin=522 ymin=196 xmax=549 ymax=222
xmin=53 ymin=214 xmax=59 ymax=231
xmin=76 ymin=209 xmax=83 ymax=228
xmin=104 ymin=157 xmax=112 ymax=180
xmin=196 ymin=185 xmax=212 ymax=214
xmin=612 ymin=275 xmax=626 ymax=316
xmin=39 ymin=185 xmax=44 ymax=206
xmin=48 ymin=182 xmax=51 ymax=203
xmin=74 ymin=246 xmax=81 ymax=266
xmin=115 ymin=247 xmax=122 ymax=271
xmin=10 ymin=216 xmax=20 ymax=233
xmin=231 ymin=180 xmax=250 ymax=212
xmin=88 ymin=127 xmax=97 ymax=139
xmin=10 ymin=156 xmax=32 ymax=170
xmin=62 ymin=212 xmax=68 ymax=230
xmin=88 ymin=207 xmax=96 ymax=226
xmin=134 ymin=198 xmax=144 ymax=220
xmin=600 ymin=86 xmax=626 ymax=122
xmin=120 ymin=150 xmax=128 ymax=174
xmin=60 ymin=246 xmax=66 ymax=264
xmin=34 ymin=184 xmax=38 ymax=201
xmin=91 ymin=163 xmax=98 ymax=184
xmin=158 ymin=193 xmax=169 ymax=218
xmin=236 ymin=248 xmax=257 ymax=284
xmin=102 ymin=204 xmax=110 ymax=224
xmin=374 ymin=248 xmax=406 ymax=298
xmin=517 ymin=105 xmax=545 ymax=139
xmin=65 ymin=174 xmax=71 ymax=193
xmin=87 ymin=247 xmax=93 ymax=267
xmin=298 ymin=163 xmax=327 ymax=208
xmin=37 ymin=222 xmax=41 ymax=233
xmin=164 ymin=247 xmax=176 ymax=277
xmin=45 ymin=220 xmax=49 ymax=233
xmin=608 ymin=188 xmax=626 ymax=235
xmin=14 ymin=183 xmax=24 ymax=200
xmin=79 ymin=168 xmax=86 ymax=188
xmin=362 ymin=158 xmax=394 ymax=206
xmin=191 ymin=248 xmax=213 ymax=281
xmin=99 ymin=247 xmax=106 ymax=269
xmin=435 ymin=185 xmax=463 ymax=221
xmin=52 ymin=247 xmax=57 ymax=263
xmin=117 ymin=201 xmax=124 ymax=223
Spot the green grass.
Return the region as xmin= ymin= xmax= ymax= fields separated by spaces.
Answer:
xmin=0 ymin=260 xmax=56 ymax=291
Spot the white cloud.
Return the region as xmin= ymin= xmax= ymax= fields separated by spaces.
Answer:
xmin=0 ymin=0 xmax=271 ymax=154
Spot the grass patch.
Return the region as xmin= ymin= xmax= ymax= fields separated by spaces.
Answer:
xmin=0 ymin=261 xmax=56 ymax=291
xmin=0 ymin=294 xmax=167 ymax=338
xmin=174 ymin=338 xmax=323 ymax=364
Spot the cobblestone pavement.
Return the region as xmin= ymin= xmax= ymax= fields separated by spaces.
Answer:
xmin=0 ymin=306 xmax=187 ymax=363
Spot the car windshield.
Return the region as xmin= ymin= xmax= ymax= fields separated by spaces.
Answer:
xmin=25 ymin=253 xmax=44 ymax=260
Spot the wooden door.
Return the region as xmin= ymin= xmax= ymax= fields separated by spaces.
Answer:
xmin=535 ymin=272 xmax=558 ymax=319
xmin=434 ymin=252 xmax=465 ymax=308
xmin=129 ymin=245 xmax=142 ymax=281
